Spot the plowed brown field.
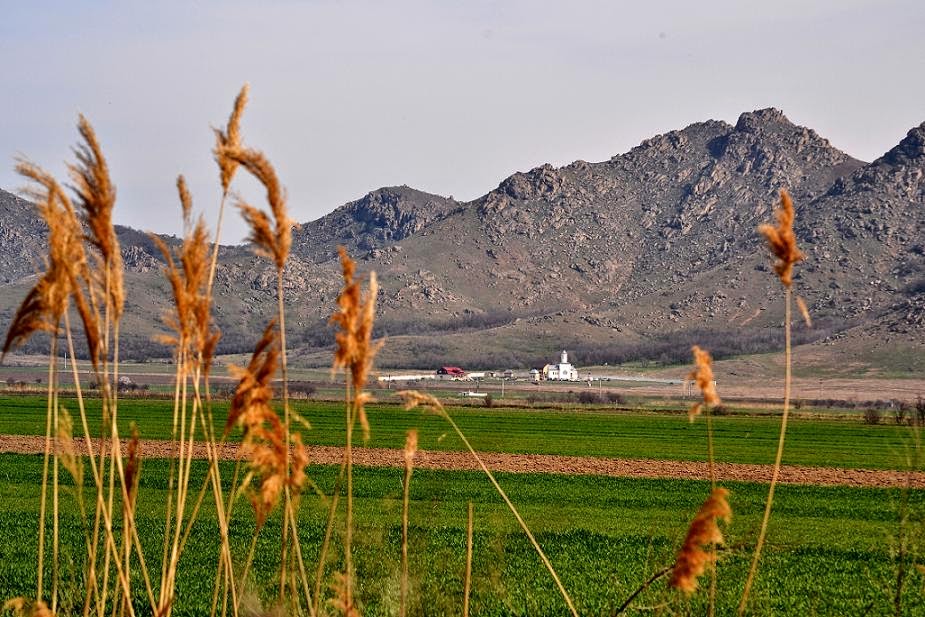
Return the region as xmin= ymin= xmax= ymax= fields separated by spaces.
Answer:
xmin=3 ymin=434 xmax=923 ymax=488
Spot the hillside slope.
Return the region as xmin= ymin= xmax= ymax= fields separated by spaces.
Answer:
xmin=1 ymin=109 xmax=922 ymax=371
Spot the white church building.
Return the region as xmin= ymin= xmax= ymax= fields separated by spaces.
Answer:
xmin=542 ymin=350 xmax=579 ymax=381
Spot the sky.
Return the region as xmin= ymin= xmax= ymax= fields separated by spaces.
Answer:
xmin=1 ymin=0 xmax=924 ymax=242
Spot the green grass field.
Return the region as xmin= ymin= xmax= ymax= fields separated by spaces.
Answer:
xmin=1 ymin=395 xmax=924 ymax=615
xmin=0 ymin=395 xmax=921 ymax=470
xmin=0 ymin=455 xmax=922 ymax=615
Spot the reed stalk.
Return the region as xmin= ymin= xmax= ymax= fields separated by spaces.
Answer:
xmin=63 ymin=312 xmax=140 ymax=616
xmin=737 ymin=290 xmax=792 ymax=613
xmin=37 ymin=334 xmax=58 ymax=604
xmin=400 ymin=430 xmax=417 ymax=617
xmin=313 ymin=463 xmax=346 ymax=617
xmin=188 ymin=368 xmax=239 ymax=615
xmin=345 ymin=381 xmax=355 ymax=611
xmin=464 ymin=501 xmax=473 ymax=617
xmin=159 ymin=348 xmax=185 ymax=606
xmin=738 ymin=190 xmax=803 ymax=614
xmin=51 ymin=366 xmax=59 ymax=613
xmin=277 ymin=267 xmax=294 ymax=600
xmin=398 ymin=391 xmax=579 ymax=617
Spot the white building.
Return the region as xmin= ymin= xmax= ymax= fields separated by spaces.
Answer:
xmin=542 ymin=350 xmax=579 ymax=381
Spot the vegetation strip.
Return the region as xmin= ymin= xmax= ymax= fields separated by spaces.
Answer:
xmin=2 ymin=434 xmax=921 ymax=489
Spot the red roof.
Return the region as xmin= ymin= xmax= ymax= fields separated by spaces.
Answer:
xmin=438 ymin=366 xmax=466 ymax=375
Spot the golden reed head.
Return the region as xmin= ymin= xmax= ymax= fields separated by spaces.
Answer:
xmin=213 ymin=83 xmax=249 ymax=193
xmin=758 ymin=189 xmax=804 ymax=288
xmin=688 ymin=345 xmax=720 ymax=421
xmin=669 ymin=487 xmax=732 ymax=594
xmin=331 ymin=247 xmax=380 ymax=440
xmin=3 ymin=159 xmax=99 ymax=367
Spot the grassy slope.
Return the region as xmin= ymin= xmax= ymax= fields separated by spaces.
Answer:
xmin=0 ymin=396 xmax=921 ymax=470
xmin=0 ymin=455 xmax=922 ymax=616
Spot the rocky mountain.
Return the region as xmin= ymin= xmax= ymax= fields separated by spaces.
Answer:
xmin=1 ymin=109 xmax=923 ymax=371
xmin=0 ymin=188 xmax=182 ymax=279
xmin=291 ymin=186 xmax=461 ymax=263
xmin=0 ymin=189 xmax=51 ymax=284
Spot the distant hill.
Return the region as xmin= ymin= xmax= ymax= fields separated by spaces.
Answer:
xmin=1 ymin=108 xmax=923 ymax=371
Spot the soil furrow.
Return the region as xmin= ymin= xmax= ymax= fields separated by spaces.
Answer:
xmin=1 ymin=434 xmax=922 ymax=488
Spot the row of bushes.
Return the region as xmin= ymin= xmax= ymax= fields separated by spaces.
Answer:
xmin=863 ymin=397 xmax=925 ymax=425
xmin=6 ymin=310 xmax=857 ymax=368
xmin=523 ymin=390 xmax=627 ymax=406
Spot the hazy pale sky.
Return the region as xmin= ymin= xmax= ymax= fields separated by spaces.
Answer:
xmin=2 ymin=0 xmax=924 ymax=242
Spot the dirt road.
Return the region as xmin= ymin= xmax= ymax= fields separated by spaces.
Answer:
xmin=1 ymin=434 xmax=922 ymax=489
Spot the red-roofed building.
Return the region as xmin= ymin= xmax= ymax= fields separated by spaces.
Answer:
xmin=436 ymin=366 xmax=466 ymax=378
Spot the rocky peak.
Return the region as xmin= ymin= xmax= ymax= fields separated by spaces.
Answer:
xmin=621 ymin=120 xmax=732 ymax=163
xmin=291 ymin=185 xmax=459 ymax=262
xmin=877 ymin=122 xmax=925 ymax=167
xmin=716 ymin=109 xmax=855 ymax=187
xmin=833 ymin=122 xmax=925 ymax=196
xmin=497 ymin=164 xmax=564 ymax=201
xmin=734 ymin=108 xmax=794 ymax=133
xmin=338 ymin=185 xmax=460 ymax=240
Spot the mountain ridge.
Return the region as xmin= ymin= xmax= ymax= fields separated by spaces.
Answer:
xmin=1 ymin=108 xmax=922 ymax=370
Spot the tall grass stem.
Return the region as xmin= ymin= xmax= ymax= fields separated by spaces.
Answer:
xmin=464 ymin=501 xmax=473 ymax=617
xmin=738 ymin=288 xmax=792 ymax=614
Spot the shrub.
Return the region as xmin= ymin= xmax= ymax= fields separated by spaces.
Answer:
xmin=863 ymin=408 xmax=881 ymax=425
xmin=894 ymin=402 xmax=908 ymax=426
xmin=577 ymin=391 xmax=603 ymax=405
xmin=289 ymin=381 xmax=317 ymax=399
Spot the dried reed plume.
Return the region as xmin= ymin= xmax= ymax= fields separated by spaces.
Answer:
xmin=331 ymin=247 xmax=380 ymax=440
xmin=757 ymin=189 xmax=803 ymax=288
xmin=151 ymin=176 xmax=220 ymax=368
xmin=124 ymin=424 xmax=141 ymax=506
xmin=669 ymin=487 xmax=731 ymax=594
xmin=400 ymin=429 xmax=418 ymax=617
xmin=328 ymin=573 xmax=361 ymax=617
xmin=328 ymin=248 xmax=380 ymax=613
xmin=207 ymin=84 xmax=250 ymax=302
xmin=2 ymin=598 xmax=54 ymax=617
xmin=4 ymin=161 xmax=99 ymax=367
xmin=796 ymin=295 xmax=812 ymax=328
xmin=213 ymin=84 xmax=249 ymax=193
xmin=220 ymin=125 xmax=300 ymax=602
xmin=221 ymin=146 xmax=293 ymax=270
xmin=226 ymin=323 xmax=278 ymax=435
xmin=69 ymin=114 xmax=124 ymax=318
xmin=226 ymin=323 xmax=307 ymax=526
xmin=56 ymin=407 xmax=82 ymax=487
xmin=176 ymin=175 xmax=193 ymax=223
xmin=403 ymin=429 xmax=418 ymax=467
xmin=688 ymin=345 xmax=720 ymax=421
xmin=739 ymin=189 xmax=801 ymax=615
xmin=2 ymin=286 xmax=59 ymax=361
xmin=241 ymin=412 xmax=304 ymax=527
xmin=397 ymin=390 xmax=444 ymax=415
